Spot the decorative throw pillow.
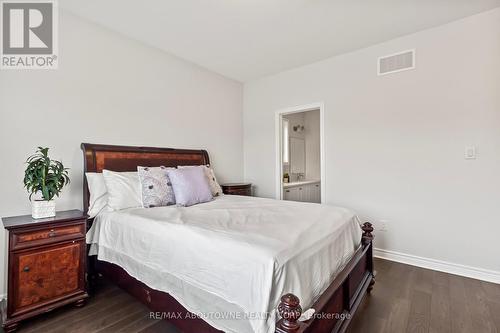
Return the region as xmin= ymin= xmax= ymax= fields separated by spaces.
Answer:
xmin=167 ymin=167 xmax=213 ymax=207
xmin=102 ymin=170 xmax=142 ymax=211
xmin=137 ymin=166 xmax=176 ymax=208
xmin=179 ymin=165 xmax=223 ymax=197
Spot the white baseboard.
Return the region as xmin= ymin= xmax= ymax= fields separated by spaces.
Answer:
xmin=374 ymin=248 xmax=500 ymax=284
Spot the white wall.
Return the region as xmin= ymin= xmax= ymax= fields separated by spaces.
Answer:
xmin=0 ymin=11 xmax=243 ymax=297
xmin=244 ymin=8 xmax=500 ymax=274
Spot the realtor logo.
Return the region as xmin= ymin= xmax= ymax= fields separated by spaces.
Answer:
xmin=1 ymin=0 xmax=58 ymax=69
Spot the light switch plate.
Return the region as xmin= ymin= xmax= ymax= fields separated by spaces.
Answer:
xmin=464 ymin=146 xmax=476 ymax=160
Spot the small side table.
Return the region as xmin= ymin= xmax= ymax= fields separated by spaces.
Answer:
xmin=2 ymin=210 xmax=89 ymax=332
xmin=221 ymin=183 xmax=252 ymax=196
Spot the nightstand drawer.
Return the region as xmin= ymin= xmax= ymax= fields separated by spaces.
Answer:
xmin=221 ymin=183 xmax=252 ymax=196
xmin=12 ymin=221 xmax=86 ymax=250
xmin=226 ymin=188 xmax=251 ymax=196
xmin=10 ymin=241 xmax=85 ymax=316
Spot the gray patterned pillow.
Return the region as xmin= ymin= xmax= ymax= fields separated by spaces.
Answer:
xmin=137 ymin=166 xmax=176 ymax=208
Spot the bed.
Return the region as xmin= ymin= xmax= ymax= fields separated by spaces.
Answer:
xmin=82 ymin=143 xmax=375 ymax=333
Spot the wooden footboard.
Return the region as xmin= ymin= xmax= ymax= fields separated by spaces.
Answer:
xmin=275 ymin=222 xmax=375 ymax=333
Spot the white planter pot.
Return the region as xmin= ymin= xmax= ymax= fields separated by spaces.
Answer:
xmin=32 ymin=200 xmax=56 ymax=219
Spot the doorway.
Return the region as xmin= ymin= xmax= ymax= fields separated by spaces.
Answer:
xmin=275 ymin=103 xmax=325 ymax=203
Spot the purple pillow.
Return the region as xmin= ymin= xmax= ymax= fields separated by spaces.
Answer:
xmin=167 ymin=167 xmax=213 ymax=207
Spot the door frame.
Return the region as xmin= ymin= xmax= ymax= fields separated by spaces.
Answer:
xmin=274 ymin=102 xmax=325 ymax=203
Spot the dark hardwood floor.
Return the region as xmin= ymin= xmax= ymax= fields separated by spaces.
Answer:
xmin=1 ymin=283 xmax=179 ymax=333
xmin=349 ymin=258 xmax=500 ymax=333
xmin=2 ymin=258 xmax=499 ymax=333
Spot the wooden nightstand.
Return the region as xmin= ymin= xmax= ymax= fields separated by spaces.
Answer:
xmin=1 ymin=210 xmax=89 ymax=332
xmin=221 ymin=183 xmax=252 ymax=196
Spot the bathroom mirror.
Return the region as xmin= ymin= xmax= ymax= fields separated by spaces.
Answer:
xmin=290 ymin=137 xmax=305 ymax=174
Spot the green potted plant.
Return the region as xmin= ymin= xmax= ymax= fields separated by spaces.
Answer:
xmin=283 ymin=172 xmax=290 ymax=183
xmin=23 ymin=147 xmax=70 ymax=219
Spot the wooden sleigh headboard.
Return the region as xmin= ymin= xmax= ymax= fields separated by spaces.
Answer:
xmin=81 ymin=143 xmax=210 ymax=214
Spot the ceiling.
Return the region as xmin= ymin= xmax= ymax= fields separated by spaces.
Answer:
xmin=61 ymin=0 xmax=500 ymax=82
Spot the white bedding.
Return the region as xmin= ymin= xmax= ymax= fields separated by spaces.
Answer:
xmin=86 ymin=195 xmax=362 ymax=333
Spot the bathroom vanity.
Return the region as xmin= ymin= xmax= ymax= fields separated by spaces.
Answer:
xmin=283 ymin=180 xmax=321 ymax=203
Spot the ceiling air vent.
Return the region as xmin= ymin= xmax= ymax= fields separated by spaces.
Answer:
xmin=378 ymin=49 xmax=415 ymax=76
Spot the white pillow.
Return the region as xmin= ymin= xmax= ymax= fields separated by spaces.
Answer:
xmin=85 ymin=173 xmax=110 ymax=218
xmin=102 ymin=170 xmax=142 ymax=211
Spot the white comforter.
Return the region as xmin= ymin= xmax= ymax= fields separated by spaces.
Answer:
xmin=87 ymin=195 xmax=362 ymax=333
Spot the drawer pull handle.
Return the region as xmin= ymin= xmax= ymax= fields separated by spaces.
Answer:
xmin=48 ymin=230 xmax=57 ymax=237
xmin=23 ymin=266 xmax=30 ymax=272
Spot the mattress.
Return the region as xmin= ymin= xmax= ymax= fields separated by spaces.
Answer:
xmin=86 ymin=195 xmax=362 ymax=333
